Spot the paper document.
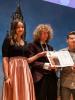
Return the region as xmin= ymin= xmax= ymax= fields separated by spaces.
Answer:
xmin=47 ymin=50 xmax=74 ymax=67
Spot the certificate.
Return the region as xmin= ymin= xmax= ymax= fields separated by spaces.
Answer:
xmin=47 ymin=50 xmax=74 ymax=67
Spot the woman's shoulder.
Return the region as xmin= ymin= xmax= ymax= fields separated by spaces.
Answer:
xmin=2 ymin=36 xmax=10 ymax=48
xmin=2 ymin=36 xmax=10 ymax=57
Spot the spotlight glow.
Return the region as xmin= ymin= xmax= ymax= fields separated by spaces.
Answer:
xmin=43 ymin=0 xmax=75 ymax=8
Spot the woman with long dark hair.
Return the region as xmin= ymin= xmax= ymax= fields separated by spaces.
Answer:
xmin=2 ymin=19 xmax=46 ymax=100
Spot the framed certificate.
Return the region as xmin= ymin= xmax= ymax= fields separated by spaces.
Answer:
xmin=47 ymin=50 xmax=74 ymax=67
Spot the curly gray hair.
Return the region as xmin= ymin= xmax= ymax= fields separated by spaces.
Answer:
xmin=33 ymin=24 xmax=53 ymax=42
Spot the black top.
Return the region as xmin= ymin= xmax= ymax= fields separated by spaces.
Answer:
xmin=2 ymin=37 xmax=28 ymax=57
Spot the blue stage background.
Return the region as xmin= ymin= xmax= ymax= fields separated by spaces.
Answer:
xmin=0 ymin=0 xmax=75 ymax=98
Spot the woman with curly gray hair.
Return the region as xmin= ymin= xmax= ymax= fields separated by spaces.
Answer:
xmin=27 ymin=24 xmax=58 ymax=100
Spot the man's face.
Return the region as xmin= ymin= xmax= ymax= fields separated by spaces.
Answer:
xmin=67 ymin=35 xmax=75 ymax=50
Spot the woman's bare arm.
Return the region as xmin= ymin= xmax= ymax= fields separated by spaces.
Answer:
xmin=2 ymin=57 xmax=9 ymax=80
xmin=27 ymin=51 xmax=46 ymax=63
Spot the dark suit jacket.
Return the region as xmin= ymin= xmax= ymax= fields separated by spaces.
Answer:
xmin=26 ymin=41 xmax=57 ymax=82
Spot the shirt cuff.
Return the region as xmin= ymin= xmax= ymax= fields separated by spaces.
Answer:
xmin=43 ymin=63 xmax=50 ymax=70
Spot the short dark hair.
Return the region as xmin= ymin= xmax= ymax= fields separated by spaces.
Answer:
xmin=67 ymin=31 xmax=75 ymax=39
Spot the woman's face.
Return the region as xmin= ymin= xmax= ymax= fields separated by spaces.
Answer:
xmin=16 ymin=21 xmax=24 ymax=37
xmin=40 ymin=31 xmax=48 ymax=42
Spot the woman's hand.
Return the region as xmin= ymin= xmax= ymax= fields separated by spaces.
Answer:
xmin=37 ymin=51 xmax=47 ymax=58
xmin=28 ymin=51 xmax=47 ymax=63
xmin=43 ymin=63 xmax=57 ymax=71
xmin=5 ymin=77 xmax=11 ymax=85
xmin=49 ymin=64 xmax=58 ymax=71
